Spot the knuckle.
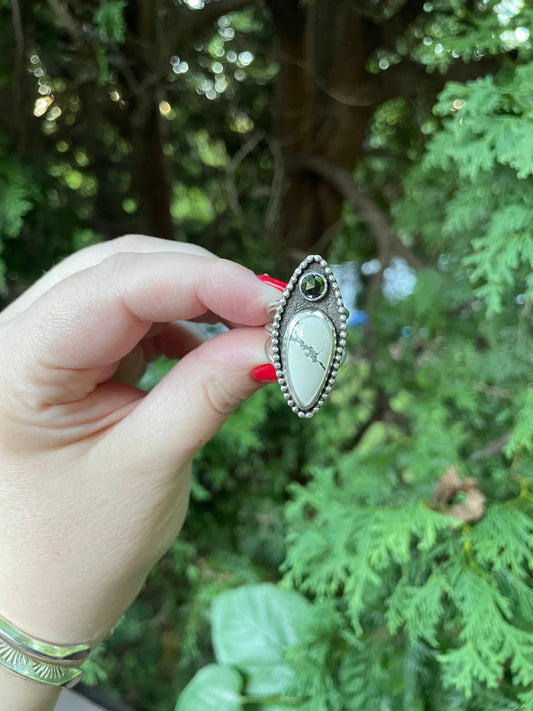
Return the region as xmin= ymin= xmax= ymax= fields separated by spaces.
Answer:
xmin=100 ymin=251 xmax=136 ymax=282
xmin=111 ymin=234 xmax=150 ymax=251
xmin=200 ymin=373 xmax=240 ymax=418
xmin=70 ymin=235 xmax=147 ymax=266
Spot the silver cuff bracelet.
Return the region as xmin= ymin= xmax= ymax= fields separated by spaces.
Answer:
xmin=0 ymin=614 xmax=90 ymax=687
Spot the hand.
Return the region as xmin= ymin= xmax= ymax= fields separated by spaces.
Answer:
xmin=0 ymin=235 xmax=280 ymax=649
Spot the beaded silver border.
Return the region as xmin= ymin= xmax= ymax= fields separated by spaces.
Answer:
xmin=271 ymin=255 xmax=347 ymax=418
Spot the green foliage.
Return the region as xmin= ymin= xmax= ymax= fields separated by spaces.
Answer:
xmin=397 ymin=61 xmax=533 ymax=313
xmin=0 ymin=146 xmax=34 ymax=289
xmin=94 ymin=1 xmax=127 ymax=83
xmin=282 ymin=464 xmax=533 ymax=704
xmin=176 ymin=584 xmax=309 ymax=710
xmin=94 ymin=1 xmax=127 ymax=44
xmin=176 ymin=665 xmax=243 ymax=711
xmin=0 ymin=157 xmax=33 ymax=241
xmin=162 ymin=251 xmax=532 ymax=711
xmin=507 ymin=387 xmax=533 ymax=455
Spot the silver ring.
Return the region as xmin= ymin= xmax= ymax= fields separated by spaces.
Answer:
xmin=269 ymin=255 xmax=347 ymax=418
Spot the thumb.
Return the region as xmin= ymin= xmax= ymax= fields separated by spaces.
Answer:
xmin=106 ymin=326 xmax=270 ymax=466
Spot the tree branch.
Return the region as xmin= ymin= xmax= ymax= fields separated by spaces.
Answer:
xmin=310 ymin=53 xmax=503 ymax=110
xmin=46 ymin=0 xmax=85 ymax=43
xmin=470 ymin=431 xmax=512 ymax=462
xmin=368 ymin=56 xmax=502 ymax=106
xmin=10 ymin=0 xmax=24 ymax=62
xmin=226 ymin=130 xmax=265 ymax=217
xmin=10 ymin=0 xmax=24 ymax=146
xmin=296 ymin=155 xmax=424 ymax=271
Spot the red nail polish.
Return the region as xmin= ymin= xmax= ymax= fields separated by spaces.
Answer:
xmin=251 ymin=363 xmax=278 ymax=382
xmin=257 ymin=274 xmax=287 ymax=292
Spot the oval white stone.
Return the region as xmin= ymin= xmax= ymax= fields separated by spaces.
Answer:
xmin=282 ymin=309 xmax=336 ymax=410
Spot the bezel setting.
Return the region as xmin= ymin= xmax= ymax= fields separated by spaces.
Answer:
xmin=298 ymin=271 xmax=328 ymax=301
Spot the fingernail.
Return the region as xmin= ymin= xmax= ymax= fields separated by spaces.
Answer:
xmin=251 ymin=363 xmax=278 ymax=382
xmin=257 ymin=274 xmax=287 ymax=292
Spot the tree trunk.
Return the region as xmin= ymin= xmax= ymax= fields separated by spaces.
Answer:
xmin=125 ymin=0 xmax=174 ymax=239
xmin=129 ymin=98 xmax=174 ymax=240
xmin=267 ymin=0 xmax=374 ymax=258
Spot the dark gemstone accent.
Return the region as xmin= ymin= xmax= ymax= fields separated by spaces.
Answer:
xmin=299 ymin=272 xmax=327 ymax=301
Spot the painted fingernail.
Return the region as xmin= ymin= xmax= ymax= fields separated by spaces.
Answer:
xmin=257 ymin=274 xmax=287 ymax=292
xmin=251 ymin=363 xmax=278 ymax=382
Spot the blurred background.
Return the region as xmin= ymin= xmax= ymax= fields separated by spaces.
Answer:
xmin=1 ymin=1 xmax=532 ymax=710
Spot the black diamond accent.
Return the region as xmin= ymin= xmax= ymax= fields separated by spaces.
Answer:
xmin=299 ymin=272 xmax=327 ymax=301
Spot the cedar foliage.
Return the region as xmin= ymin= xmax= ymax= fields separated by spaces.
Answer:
xmin=272 ymin=52 xmax=533 ymax=705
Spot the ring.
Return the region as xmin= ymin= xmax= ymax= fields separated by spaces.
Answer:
xmin=268 ymin=255 xmax=347 ymax=418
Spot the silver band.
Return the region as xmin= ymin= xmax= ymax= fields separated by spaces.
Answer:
xmin=0 ymin=639 xmax=84 ymax=687
xmin=0 ymin=614 xmax=90 ymax=664
xmin=0 ymin=614 xmax=89 ymax=687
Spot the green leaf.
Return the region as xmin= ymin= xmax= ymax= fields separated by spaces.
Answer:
xmin=175 ymin=664 xmax=243 ymax=711
xmin=212 ymin=584 xmax=309 ymax=666
xmin=241 ymin=662 xmax=295 ymax=696
xmin=211 ymin=584 xmax=309 ymax=697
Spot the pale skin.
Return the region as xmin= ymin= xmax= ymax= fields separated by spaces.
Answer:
xmin=0 ymin=235 xmax=281 ymax=710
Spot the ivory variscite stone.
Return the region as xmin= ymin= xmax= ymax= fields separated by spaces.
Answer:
xmin=282 ymin=309 xmax=337 ymax=410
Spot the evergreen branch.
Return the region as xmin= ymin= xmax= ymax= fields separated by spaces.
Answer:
xmin=300 ymin=53 xmax=501 ymax=112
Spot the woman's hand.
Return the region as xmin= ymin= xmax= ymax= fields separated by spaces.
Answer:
xmin=0 ymin=235 xmax=280 ymax=651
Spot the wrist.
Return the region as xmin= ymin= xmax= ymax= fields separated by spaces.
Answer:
xmin=0 ymin=663 xmax=60 ymax=711
xmin=0 ymin=595 xmax=102 ymax=653
xmin=0 ymin=612 xmax=87 ymax=690
xmin=0 ymin=561 xmax=131 ymax=649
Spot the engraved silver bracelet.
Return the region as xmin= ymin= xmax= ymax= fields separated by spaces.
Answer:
xmin=0 ymin=614 xmax=90 ymax=687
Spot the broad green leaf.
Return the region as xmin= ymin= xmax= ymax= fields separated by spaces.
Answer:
xmin=211 ymin=584 xmax=309 ymax=668
xmin=175 ymin=664 xmax=243 ymax=711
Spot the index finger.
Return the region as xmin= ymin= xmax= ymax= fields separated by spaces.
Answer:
xmin=0 ymin=234 xmax=217 ymax=322
xmin=12 ymin=252 xmax=278 ymax=372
